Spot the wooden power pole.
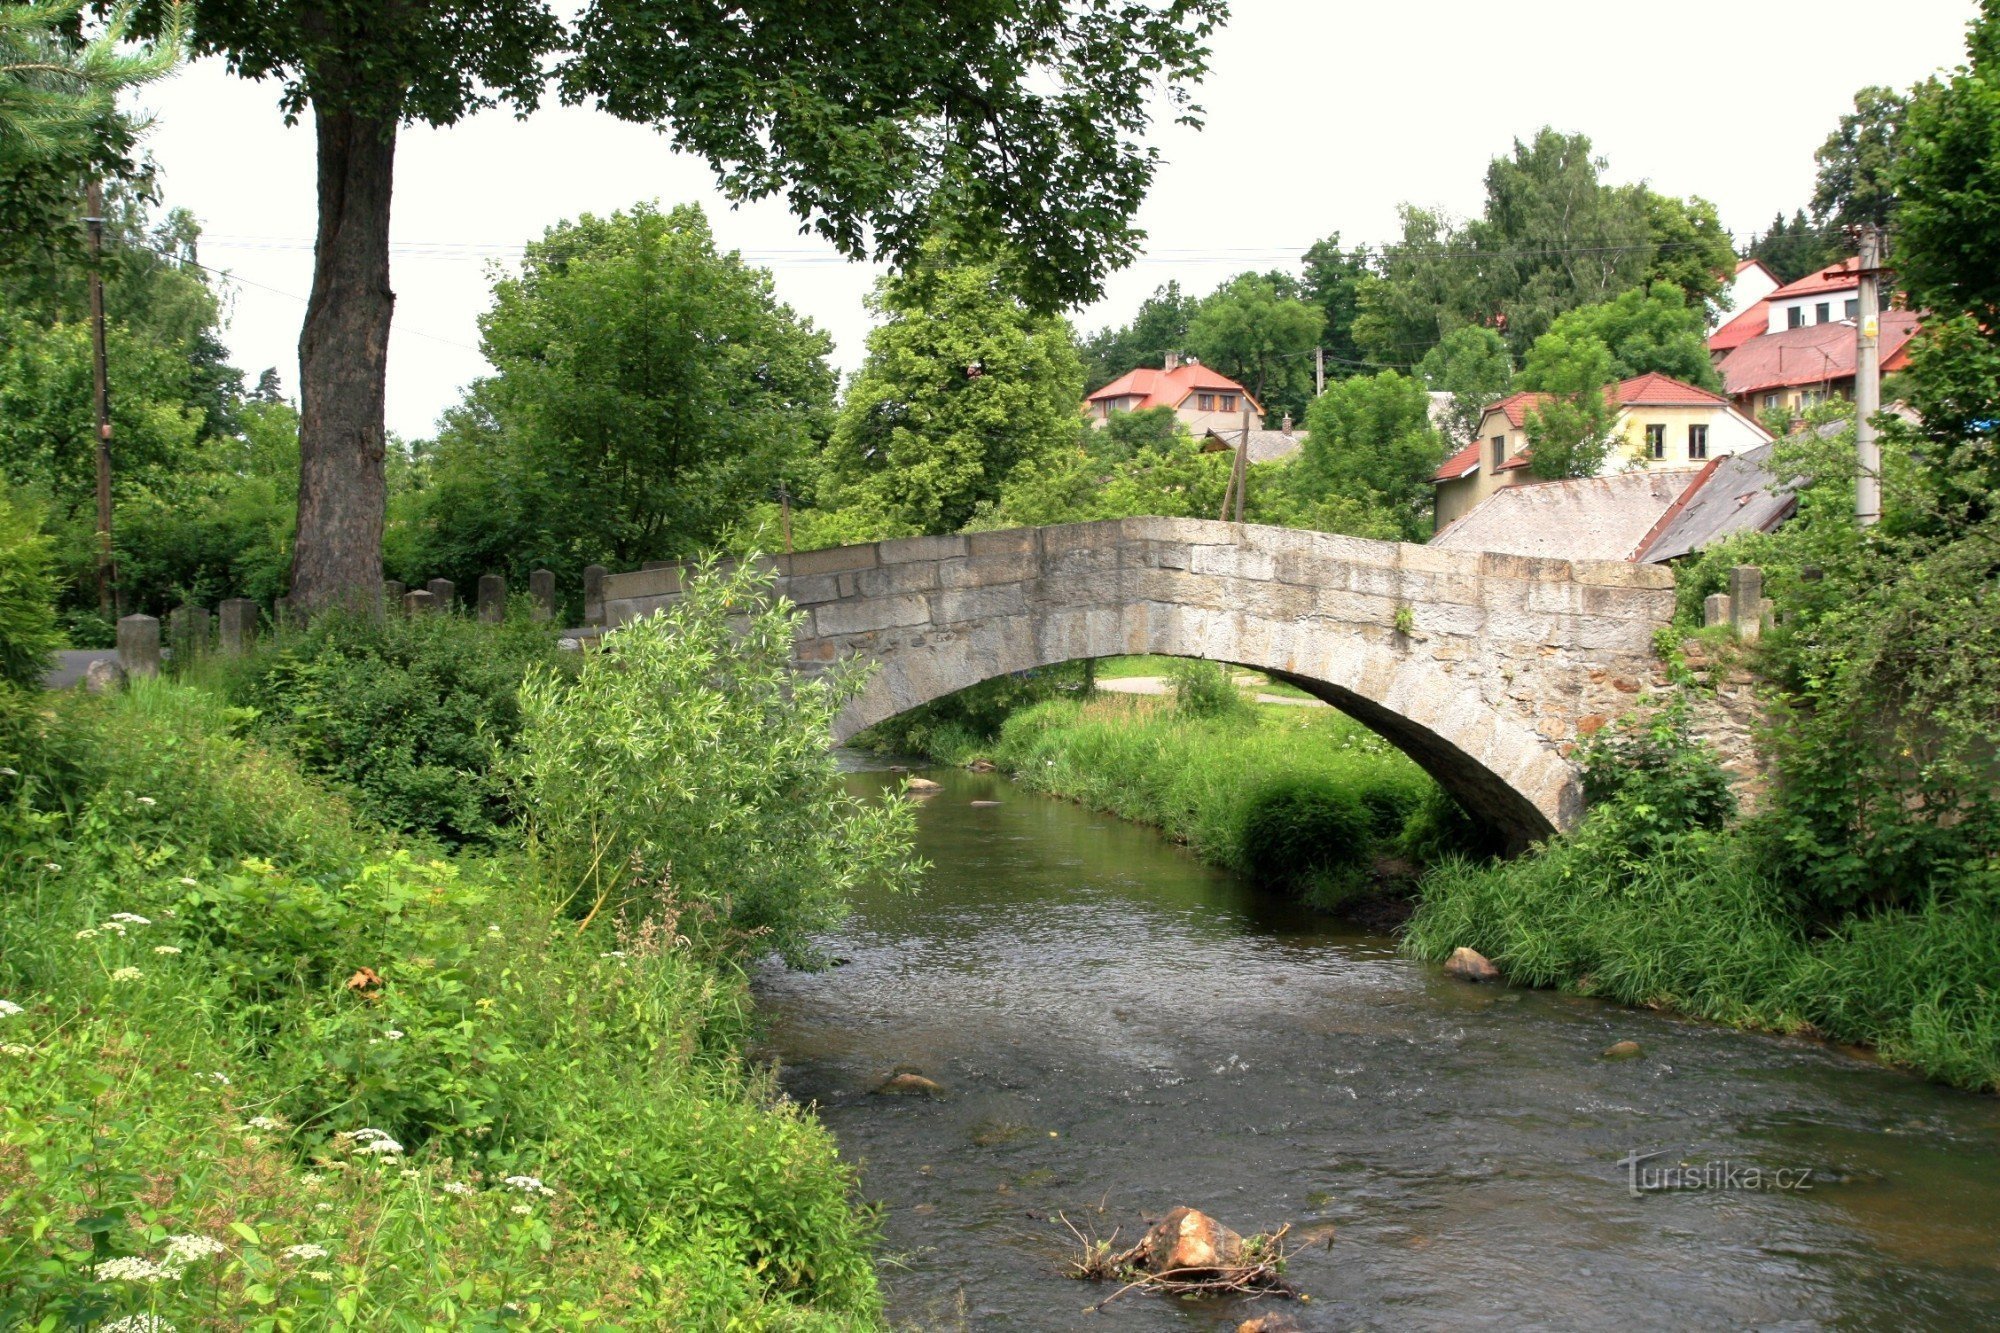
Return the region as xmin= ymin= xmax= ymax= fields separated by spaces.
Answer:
xmin=1854 ymin=224 xmax=1883 ymax=528
xmin=1231 ymin=403 xmax=1250 ymax=523
xmin=85 ymin=180 xmax=116 ymax=614
xmin=1315 ymin=346 xmax=1325 ymax=397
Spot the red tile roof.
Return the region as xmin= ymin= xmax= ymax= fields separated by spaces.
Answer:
xmin=1433 ymin=374 xmax=1732 ymax=482
xmin=1614 ymin=371 xmax=1729 ymax=406
xmin=1708 ymin=298 xmax=1774 ymax=353
xmin=1433 ymin=438 xmax=1484 ymax=481
xmin=1718 ymin=311 xmax=1923 ymax=398
xmin=1087 ymin=361 xmax=1260 ymax=413
xmin=1735 ymin=258 xmax=1779 ymax=281
xmin=1768 ymin=257 xmax=1861 ymax=300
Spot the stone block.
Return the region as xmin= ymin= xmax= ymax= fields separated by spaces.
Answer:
xmin=812 ymin=592 xmax=931 ymax=637
xmin=477 ymin=573 xmax=507 ymax=623
xmin=117 ymin=614 xmax=161 ymax=678
xmin=786 ymin=542 xmax=881 ymax=576
xmin=218 ymin=599 xmax=258 ymax=655
xmin=529 ymin=568 xmax=556 ymax=622
xmin=1568 ymin=558 xmax=1675 ymax=590
xmin=1189 ymin=543 xmax=1276 ymax=581
xmin=602 ymin=566 xmax=681 ymax=603
xmin=1729 ymin=565 xmax=1764 ymax=643
xmin=779 ymin=573 xmax=842 ymax=606
xmin=879 ymin=533 xmax=967 ymax=564
xmin=1703 ymin=592 xmax=1730 ymax=628
xmin=168 ymin=604 xmax=210 ymax=657
xmin=582 ymin=565 xmax=607 ymax=626
xmin=383 ymin=580 xmax=406 ymax=607
xmin=426 ymin=578 xmax=455 ymax=608
xmin=966 ymin=528 xmax=1038 ymax=559
xmin=930 ymin=584 xmax=1027 ymax=625
xmin=940 ymin=553 xmax=1037 ymax=588
xmin=404 ymin=589 xmax=439 ymax=616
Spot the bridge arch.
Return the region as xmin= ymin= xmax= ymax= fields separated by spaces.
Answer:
xmin=601 ymin=518 xmax=1677 ymax=853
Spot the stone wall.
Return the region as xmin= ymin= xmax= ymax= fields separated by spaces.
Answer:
xmin=602 ymin=518 xmax=1679 ymax=852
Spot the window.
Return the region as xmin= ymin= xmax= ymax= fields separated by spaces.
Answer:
xmin=1688 ymin=424 xmax=1708 ymax=460
xmin=1764 ymin=393 xmax=1781 ymax=410
xmin=1490 ymin=435 xmax=1506 ymax=469
xmin=1220 ymin=394 xmax=1237 ymax=413
xmin=1197 ymin=393 xmax=1215 ymax=411
xmin=1845 ymin=298 xmax=1860 ymax=320
xmin=1815 ymin=301 xmax=1831 ymax=324
xmin=1645 ymin=424 xmax=1666 ymax=460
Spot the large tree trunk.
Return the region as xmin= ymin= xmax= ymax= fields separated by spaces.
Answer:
xmin=291 ymin=103 xmax=396 ymax=613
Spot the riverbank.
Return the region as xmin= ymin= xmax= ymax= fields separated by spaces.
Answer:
xmin=0 ymin=584 xmax=904 ymax=1327
xmin=939 ymin=684 xmax=1999 ymax=1093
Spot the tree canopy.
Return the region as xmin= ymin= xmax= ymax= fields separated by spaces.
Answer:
xmin=1521 ymin=282 xmax=1721 ymax=393
xmin=1184 ymin=271 xmax=1323 ymax=425
xmin=1417 ymin=325 xmax=1513 ymax=445
xmin=1282 ymin=370 xmax=1446 ymax=541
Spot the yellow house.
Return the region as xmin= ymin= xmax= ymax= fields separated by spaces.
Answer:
xmin=1432 ymin=373 xmax=1773 ymax=533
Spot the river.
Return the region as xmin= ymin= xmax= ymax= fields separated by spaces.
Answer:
xmin=755 ymin=761 xmax=2000 ymax=1330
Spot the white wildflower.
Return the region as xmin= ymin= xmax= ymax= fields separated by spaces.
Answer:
xmin=314 ymin=1202 xmax=334 ymax=1213
xmin=162 ymin=1234 xmax=227 ymax=1265
xmin=349 ymin=1127 xmax=395 ymax=1142
xmin=98 ymin=1315 xmax=175 ymax=1332
xmin=135 ymin=796 xmax=156 ymax=807
xmin=399 ymin=1168 xmax=420 ymax=1179
xmin=0 ymin=766 xmax=16 ymax=776
xmin=0 ymin=999 xmax=22 ymax=1017
xmin=206 ymin=1071 xmax=229 ymax=1085
xmin=244 ymin=1115 xmax=283 ymax=1131
xmin=44 ymin=862 xmax=60 ymax=872
xmin=283 ymin=1243 xmax=329 ymax=1261
xmin=382 ymin=1029 xmax=404 ymax=1041
xmin=178 ymin=877 xmax=198 ymax=887
xmin=510 ymin=1204 xmax=533 ymax=1215
xmin=441 ymin=1181 xmax=475 ymax=1196
xmin=102 ymin=921 xmax=127 ymax=936
xmin=75 ymin=928 xmax=98 ymax=941
xmin=109 ymin=967 xmax=142 ymax=983
xmin=599 ymin=950 xmax=626 ymax=959
xmin=305 ymin=1269 xmax=332 ymax=1281
xmin=93 ymin=1255 xmax=181 ymax=1283
xmin=487 ymin=924 xmax=502 ymax=935
xmin=108 ymin=912 xmax=151 ymax=926
xmin=153 ymin=945 xmax=181 ymax=955
xmin=353 ymin=1137 xmax=404 ymax=1156
xmin=1 ymin=1043 xmax=30 ymax=1056
xmin=502 ymin=1175 xmax=554 ymax=1196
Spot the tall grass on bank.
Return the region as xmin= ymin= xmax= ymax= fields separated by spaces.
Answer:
xmin=984 ymin=693 xmax=1446 ymax=907
xmin=1 ymin=565 xmax=909 ymax=1329
xmin=1405 ymin=820 xmax=2000 ymax=1092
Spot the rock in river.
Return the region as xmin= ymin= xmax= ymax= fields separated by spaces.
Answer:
xmin=904 ymin=777 xmax=942 ymax=795
xmin=1602 ymin=1040 xmax=1645 ymax=1060
xmin=873 ymin=1069 xmax=945 ymax=1097
xmin=1236 ymin=1315 xmax=1304 ymax=1333
xmin=1444 ymin=946 xmax=1501 ymax=984
xmin=1127 ymin=1207 xmax=1244 ymax=1276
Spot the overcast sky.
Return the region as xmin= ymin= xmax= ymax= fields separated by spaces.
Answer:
xmin=138 ymin=0 xmax=1979 ymax=439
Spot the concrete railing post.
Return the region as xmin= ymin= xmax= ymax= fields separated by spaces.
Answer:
xmin=425 ymin=578 xmax=455 ymax=610
xmin=477 ymin=574 xmax=506 ymax=624
xmin=218 ymin=599 xmax=259 ymax=656
xmin=117 ymin=613 xmax=161 ymax=678
xmin=528 ymin=568 xmax=556 ymax=622
xmin=1728 ymin=566 xmax=1764 ymax=643
xmin=383 ymin=580 xmax=406 ymax=610
xmin=169 ymin=604 xmax=211 ymax=659
xmin=583 ymin=565 xmax=606 ymax=627
xmin=1702 ymin=592 xmax=1730 ymax=628
xmin=404 ymin=589 xmax=439 ymax=616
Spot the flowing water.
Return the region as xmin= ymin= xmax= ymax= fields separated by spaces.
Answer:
xmin=756 ymin=762 xmax=2000 ymax=1330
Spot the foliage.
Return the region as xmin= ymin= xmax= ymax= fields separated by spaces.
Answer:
xmin=815 ymin=252 xmax=1086 ymax=538
xmin=1168 ymin=658 xmax=1249 ymax=720
xmin=976 ymin=408 xmax=1228 ymax=529
xmin=1577 ymin=702 xmax=1736 ymax=864
xmin=213 ymin=605 xmax=572 ymax=846
xmin=0 ymin=482 xmax=60 ymax=689
xmin=0 ymin=653 xmax=906 ymax=1323
xmin=1519 ymin=329 xmax=1618 ymax=479
xmin=1417 ymin=324 xmax=1513 ymax=445
xmin=1284 ymin=370 xmax=1447 ymax=539
xmin=1526 ymin=282 xmax=1722 ymax=392
xmin=1744 ymin=209 xmax=1839 ymax=285
xmin=1899 ymin=4 xmax=2000 ymax=330
xmin=511 ymin=557 xmax=921 ymax=964
xmin=853 ymin=665 xmax=1085 ymax=765
xmin=984 ymin=692 xmax=1437 ymax=897
xmin=1299 ymin=232 xmax=1371 ymax=377
xmin=1812 ymin=84 xmax=1916 ymax=231
xmin=1184 ymin=270 xmax=1324 ymax=426
xmin=397 ymin=203 xmax=835 ymax=596
xmin=1237 ymin=775 xmax=1373 ymax=902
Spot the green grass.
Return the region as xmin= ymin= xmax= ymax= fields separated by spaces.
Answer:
xmin=1403 ymin=825 xmax=2000 ymax=1092
xmin=0 ymin=676 xmax=886 ymax=1329
xmin=982 ymin=693 xmax=1445 ymax=907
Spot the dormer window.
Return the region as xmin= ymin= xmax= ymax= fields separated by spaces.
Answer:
xmin=1220 ymin=394 xmax=1238 ymax=413
xmin=1197 ymin=393 xmax=1215 ymax=411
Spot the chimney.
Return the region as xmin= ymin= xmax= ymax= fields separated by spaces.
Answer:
xmin=1163 ymin=351 xmax=1181 ymax=372
xmin=1281 ymin=413 xmax=1293 ymax=434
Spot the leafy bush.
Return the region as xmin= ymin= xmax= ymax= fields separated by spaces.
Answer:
xmin=1578 ymin=700 xmax=1735 ymax=862
xmin=1238 ymin=776 xmax=1373 ymax=898
xmin=1169 ymin=658 xmax=1249 ymax=720
xmin=854 ymin=663 xmax=1084 ymax=761
xmin=0 ymin=484 xmax=61 ymax=690
xmin=215 ymin=606 xmax=571 ymax=845
xmin=512 ymin=557 xmax=921 ymax=962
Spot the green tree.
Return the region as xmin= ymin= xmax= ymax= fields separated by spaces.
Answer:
xmin=1287 ymin=370 xmax=1445 ymax=540
xmin=1746 ymin=209 xmax=1839 ymax=284
xmin=1350 ymin=205 xmax=1479 ymax=367
xmin=980 ymin=407 xmax=1227 ymax=528
xmin=817 ymin=253 xmax=1085 ymax=538
xmin=1639 ymin=192 xmax=1736 ymax=315
xmin=1080 ymin=281 xmax=1196 ymax=392
xmin=1417 ymin=324 xmax=1512 ymax=445
xmin=1518 ymin=329 xmax=1617 ymax=479
xmin=142 ymin=0 xmax=1225 ymax=612
xmin=399 ymin=203 xmax=835 ymax=592
xmin=1185 ymin=270 xmax=1324 ymax=425
xmin=1813 ymin=84 xmax=1915 ymax=230
xmin=1299 ymin=232 xmax=1370 ymax=374
xmin=1529 ymin=282 xmax=1722 ymax=392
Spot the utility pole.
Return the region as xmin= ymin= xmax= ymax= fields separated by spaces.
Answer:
xmin=1315 ymin=346 xmax=1325 ymax=397
xmin=84 ymin=179 xmax=115 ymax=615
xmin=775 ymin=479 xmax=794 ymax=554
xmin=1854 ymin=224 xmax=1884 ymax=528
xmin=1231 ymin=403 xmax=1250 ymax=523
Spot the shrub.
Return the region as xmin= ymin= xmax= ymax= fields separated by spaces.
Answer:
xmin=854 ymin=663 xmax=1084 ymax=760
xmin=1169 ymin=658 xmax=1249 ymax=720
xmin=1578 ymin=700 xmax=1734 ymax=862
xmin=1238 ymin=776 xmax=1373 ymax=893
xmin=512 ymin=556 xmax=921 ymax=962
xmin=0 ymin=485 xmax=61 ymax=691
xmin=215 ymin=606 xmax=571 ymax=845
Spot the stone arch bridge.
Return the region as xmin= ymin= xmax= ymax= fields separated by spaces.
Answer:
xmin=601 ymin=518 xmax=1676 ymax=851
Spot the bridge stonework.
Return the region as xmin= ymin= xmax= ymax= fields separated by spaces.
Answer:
xmin=602 ymin=518 xmax=1677 ymax=851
